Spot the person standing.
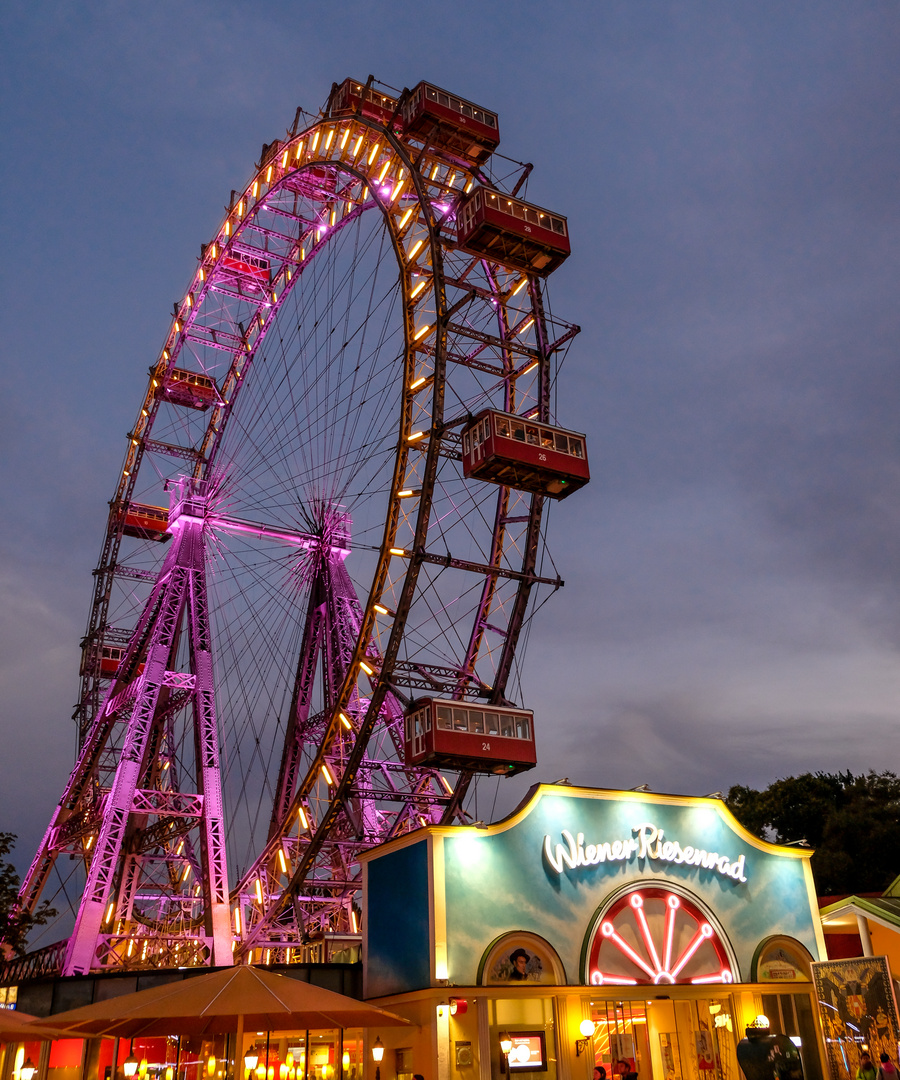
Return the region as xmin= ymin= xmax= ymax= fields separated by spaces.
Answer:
xmin=617 ymin=1060 xmax=638 ymax=1080
xmin=877 ymin=1053 xmax=897 ymax=1080
xmin=857 ymin=1053 xmax=877 ymax=1080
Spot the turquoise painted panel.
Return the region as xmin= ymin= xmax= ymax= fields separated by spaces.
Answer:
xmin=442 ymin=791 xmax=819 ymax=985
xmin=366 ymin=840 xmax=432 ymax=995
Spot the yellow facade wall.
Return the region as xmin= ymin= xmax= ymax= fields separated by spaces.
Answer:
xmin=867 ymin=921 xmax=900 ymax=976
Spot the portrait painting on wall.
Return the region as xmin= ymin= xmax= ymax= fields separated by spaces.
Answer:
xmin=480 ymin=933 xmax=565 ymax=984
xmin=494 ymin=945 xmax=544 ymax=982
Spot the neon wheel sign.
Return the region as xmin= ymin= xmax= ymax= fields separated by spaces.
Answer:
xmin=586 ymin=887 xmax=734 ymax=986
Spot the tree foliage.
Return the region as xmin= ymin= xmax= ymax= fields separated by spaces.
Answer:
xmin=0 ymin=832 xmax=56 ymax=957
xmin=726 ymin=771 xmax=900 ymax=896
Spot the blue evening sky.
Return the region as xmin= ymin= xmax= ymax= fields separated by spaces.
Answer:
xmin=2 ymin=1 xmax=900 ymax=870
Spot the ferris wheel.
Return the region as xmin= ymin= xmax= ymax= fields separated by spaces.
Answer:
xmin=9 ymin=77 xmax=587 ymax=977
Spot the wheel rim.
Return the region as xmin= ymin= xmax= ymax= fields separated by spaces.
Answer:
xmin=25 ymin=102 xmax=575 ymax=968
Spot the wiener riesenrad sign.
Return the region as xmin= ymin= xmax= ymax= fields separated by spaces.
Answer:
xmin=542 ymin=822 xmax=749 ymax=885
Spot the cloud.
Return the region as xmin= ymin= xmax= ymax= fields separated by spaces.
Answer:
xmin=0 ymin=569 xmax=82 ymax=861
xmin=3 ymin=0 xmax=900 ymax=886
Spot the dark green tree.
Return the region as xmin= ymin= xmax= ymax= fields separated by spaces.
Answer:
xmin=726 ymin=771 xmax=900 ymax=895
xmin=0 ymin=833 xmax=56 ymax=957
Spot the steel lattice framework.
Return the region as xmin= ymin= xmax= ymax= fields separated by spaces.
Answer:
xmin=5 ymin=77 xmax=581 ymax=977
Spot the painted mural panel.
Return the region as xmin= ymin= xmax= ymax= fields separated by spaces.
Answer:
xmin=365 ymin=839 xmax=431 ymax=997
xmin=480 ymin=932 xmax=566 ymax=984
xmin=441 ymin=788 xmax=820 ymax=986
xmin=812 ymin=956 xmax=900 ymax=1080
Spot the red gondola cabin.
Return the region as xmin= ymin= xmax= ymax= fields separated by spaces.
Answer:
xmin=97 ymin=645 xmax=145 ymax=679
xmin=462 ymin=410 xmax=589 ymax=499
xmin=328 ymin=78 xmax=399 ymax=126
xmin=456 ymin=187 xmax=570 ymax=276
xmin=404 ymin=698 xmax=536 ymax=776
xmin=155 ymin=367 xmax=220 ymax=410
xmin=400 ymin=82 xmax=500 ymax=165
xmin=221 ymin=247 xmax=270 ymax=283
xmin=121 ymin=502 xmax=170 ymax=542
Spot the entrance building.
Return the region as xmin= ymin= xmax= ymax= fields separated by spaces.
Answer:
xmin=361 ymin=784 xmax=829 ymax=1080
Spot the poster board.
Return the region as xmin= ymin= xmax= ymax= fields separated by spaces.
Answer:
xmin=812 ymin=956 xmax=900 ymax=1080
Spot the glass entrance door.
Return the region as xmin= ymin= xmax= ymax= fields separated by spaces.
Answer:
xmin=590 ymin=1001 xmax=651 ymax=1080
xmin=588 ymin=996 xmax=739 ymax=1080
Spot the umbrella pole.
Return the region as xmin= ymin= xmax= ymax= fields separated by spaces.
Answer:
xmin=175 ymin=1036 xmax=181 ymax=1080
xmin=235 ymin=1017 xmax=244 ymax=1080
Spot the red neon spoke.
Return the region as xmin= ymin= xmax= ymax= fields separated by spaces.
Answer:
xmin=601 ymin=922 xmax=657 ymax=980
xmin=691 ymin=970 xmax=732 ymax=984
xmin=670 ymin=922 xmax=713 ymax=978
xmin=590 ymin=971 xmax=639 ymax=986
xmin=663 ymin=894 xmax=679 ymax=972
xmin=630 ymin=896 xmax=662 ymax=973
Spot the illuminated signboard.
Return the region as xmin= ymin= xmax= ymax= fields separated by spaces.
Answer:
xmin=363 ymin=785 xmax=822 ymax=996
xmin=506 ymin=1032 xmax=547 ymax=1072
xmin=543 ymin=822 xmax=748 ymax=885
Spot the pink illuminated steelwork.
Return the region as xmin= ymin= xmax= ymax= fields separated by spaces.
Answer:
xmin=17 ymin=479 xmax=232 ymax=975
xmin=4 ymin=75 xmax=586 ymax=976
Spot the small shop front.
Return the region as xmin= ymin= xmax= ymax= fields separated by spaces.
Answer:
xmin=0 ymin=1026 xmax=370 ymax=1080
xmin=361 ymin=784 xmax=829 ymax=1080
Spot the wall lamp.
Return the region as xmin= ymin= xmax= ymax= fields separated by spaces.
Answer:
xmin=575 ymin=1019 xmax=596 ymax=1056
xmin=372 ymin=1037 xmax=384 ymax=1080
xmin=20 ymin=1061 xmax=37 ymax=1080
